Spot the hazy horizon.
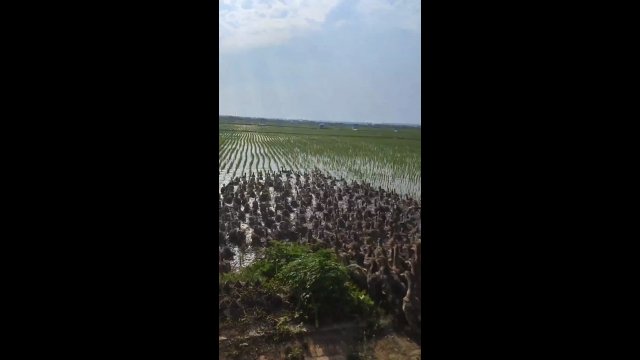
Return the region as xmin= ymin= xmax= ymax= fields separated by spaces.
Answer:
xmin=219 ymin=114 xmax=420 ymax=127
xmin=219 ymin=0 xmax=421 ymax=125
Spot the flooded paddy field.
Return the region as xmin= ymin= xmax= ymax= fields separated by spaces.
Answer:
xmin=219 ymin=124 xmax=421 ymax=199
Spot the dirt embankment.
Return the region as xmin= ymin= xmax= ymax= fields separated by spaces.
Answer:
xmin=219 ymin=320 xmax=421 ymax=360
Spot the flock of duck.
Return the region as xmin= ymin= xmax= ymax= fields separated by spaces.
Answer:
xmin=219 ymin=169 xmax=421 ymax=335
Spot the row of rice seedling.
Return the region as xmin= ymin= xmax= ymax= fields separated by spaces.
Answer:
xmin=219 ymin=132 xmax=239 ymax=170
xmin=218 ymin=128 xmax=421 ymax=199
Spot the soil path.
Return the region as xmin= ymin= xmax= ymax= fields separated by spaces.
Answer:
xmin=222 ymin=324 xmax=421 ymax=360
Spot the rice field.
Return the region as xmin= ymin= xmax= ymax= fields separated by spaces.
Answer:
xmin=218 ymin=122 xmax=421 ymax=199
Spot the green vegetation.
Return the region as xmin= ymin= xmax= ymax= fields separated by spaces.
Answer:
xmin=221 ymin=241 xmax=379 ymax=327
xmin=218 ymin=117 xmax=421 ymax=198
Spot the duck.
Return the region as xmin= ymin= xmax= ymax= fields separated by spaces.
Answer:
xmin=402 ymin=270 xmax=421 ymax=331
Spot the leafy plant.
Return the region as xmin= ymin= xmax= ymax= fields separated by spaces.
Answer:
xmin=272 ymin=249 xmax=350 ymax=327
xmin=221 ymin=241 xmax=380 ymax=327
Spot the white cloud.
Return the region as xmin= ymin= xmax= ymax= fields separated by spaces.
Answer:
xmin=356 ymin=0 xmax=421 ymax=33
xmin=219 ymin=0 xmax=341 ymax=53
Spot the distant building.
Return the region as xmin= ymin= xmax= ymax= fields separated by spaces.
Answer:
xmin=319 ymin=123 xmax=326 ymax=129
xmin=393 ymin=128 xmax=399 ymax=133
xmin=352 ymin=124 xmax=359 ymax=131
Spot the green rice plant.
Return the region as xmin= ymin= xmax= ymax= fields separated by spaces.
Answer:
xmin=218 ymin=120 xmax=421 ymax=198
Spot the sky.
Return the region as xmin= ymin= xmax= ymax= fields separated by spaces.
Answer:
xmin=219 ymin=0 xmax=421 ymax=125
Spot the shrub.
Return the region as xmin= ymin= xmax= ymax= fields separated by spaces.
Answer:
xmin=272 ymin=249 xmax=350 ymax=326
xmin=221 ymin=241 xmax=379 ymax=327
